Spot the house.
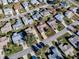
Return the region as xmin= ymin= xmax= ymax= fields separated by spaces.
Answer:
xmin=70 ymin=7 xmax=78 ymax=13
xmin=0 ymin=9 xmax=4 ymax=18
xmin=12 ymin=31 xmax=26 ymax=45
xmin=0 ymin=36 xmax=9 ymax=49
xmin=46 ymin=46 xmax=63 ymax=59
xmin=13 ymin=0 xmax=19 ymax=3
xmin=12 ymin=18 xmax=23 ymax=30
xmin=1 ymin=22 xmax=12 ymax=33
xmin=55 ymin=13 xmax=64 ymax=21
xmin=13 ymin=3 xmax=23 ymax=14
xmin=38 ymin=0 xmax=47 ymax=3
xmin=59 ymin=43 xmax=75 ymax=56
xmin=37 ymin=23 xmax=49 ymax=39
xmin=65 ymin=11 xmax=74 ymax=18
xmin=31 ymin=0 xmax=39 ymax=5
xmin=69 ymin=36 xmax=79 ymax=48
xmin=22 ymin=2 xmax=29 ymax=11
xmin=7 ymin=0 xmax=13 ymax=3
xmin=3 ymin=7 xmax=13 ymax=17
xmin=60 ymin=1 xmax=70 ymax=8
xmin=2 ymin=0 xmax=8 ymax=5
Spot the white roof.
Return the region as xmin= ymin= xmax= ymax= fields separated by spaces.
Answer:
xmin=2 ymin=0 xmax=8 ymax=5
xmin=55 ymin=13 xmax=64 ymax=21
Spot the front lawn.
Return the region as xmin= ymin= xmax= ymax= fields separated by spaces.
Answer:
xmin=26 ymin=33 xmax=37 ymax=47
xmin=57 ymin=22 xmax=65 ymax=31
xmin=4 ymin=43 xmax=23 ymax=56
xmin=45 ymin=28 xmax=55 ymax=37
xmin=64 ymin=17 xmax=73 ymax=25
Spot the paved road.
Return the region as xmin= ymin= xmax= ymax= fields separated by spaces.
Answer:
xmin=8 ymin=21 xmax=79 ymax=59
xmin=0 ymin=4 xmax=49 ymax=21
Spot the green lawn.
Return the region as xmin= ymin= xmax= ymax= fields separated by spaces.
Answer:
xmin=19 ymin=8 xmax=26 ymax=13
xmin=4 ymin=43 xmax=23 ymax=56
xmin=45 ymin=28 xmax=55 ymax=37
xmin=57 ymin=33 xmax=71 ymax=43
xmin=74 ymin=25 xmax=79 ymax=30
xmin=36 ymin=45 xmax=49 ymax=59
xmin=57 ymin=22 xmax=65 ymax=31
xmin=64 ymin=17 xmax=73 ymax=25
xmin=26 ymin=33 xmax=37 ymax=47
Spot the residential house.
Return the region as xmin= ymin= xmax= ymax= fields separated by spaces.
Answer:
xmin=13 ymin=3 xmax=23 ymax=14
xmin=1 ymin=22 xmax=12 ymax=33
xmin=69 ymin=36 xmax=79 ymax=49
xmin=7 ymin=0 xmax=13 ymax=3
xmin=13 ymin=0 xmax=19 ymax=3
xmin=12 ymin=31 xmax=26 ymax=45
xmin=59 ymin=43 xmax=75 ymax=56
xmin=46 ymin=46 xmax=63 ymax=59
xmin=22 ymin=2 xmax=29 ymax=11
xmin=37 ymin=23 xmax=49 ymax=39
xmin=2 ymin=0 xmax=8 ymax=5
xmin=55 ymin=13 xmax=64 ymax=21
xmin=60 ymin=1 xmax=70 ymax=8
xmin=65 ymin=11 xmax=74 ymax=18
xmin=3 ymin=7 xmax=13 ymax=17
xmin=31 ymin=0 xmax=39 ymax=5
xmin=12 ymin=18 xmax=23 ymax=30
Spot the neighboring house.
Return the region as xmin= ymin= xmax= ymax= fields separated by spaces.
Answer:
xmin=59 ymin=43 xmax=75 ymax=56
xmin=60 ymin=1 xmax=70 ymax=8
xmin=2 ymin=0 xmax=8 ymax=5
xmin=47 ymin=20 xmax=57 ymax=30
xmin=13 ymin=0 xmax=20 ymax=3
xmin=69 ymin=36 xmax=79 ymax=48
xmin=22 ymin=16 xmax=33 ymax=25
xmin=13 ymin=3 xmax=23 ymax=14
xmin=70 ymin=7 xmax=78 ymax=13
xmin=7 ymin=0 xmax=13 ymax=3
xmin=55 ymin=13 xmax=64 ymax=21
xmin=0 ymin=36 xmax=9 ymax=49
xmin=65 ymin=11 xmax=74 ymax=18
xmin=22 ymin=2 xmax=29 ymax=11
xmin=12 ymin=31 xmax=26 ymax=45
xmin=38 ymin=0 xmax=47 ymax=3
xmin=31 ymin=0 xmax=39 ymax=5
xmin=3 ymin=7 xmax=13 ymax=17
xmin=12 ymin=18 xmax=23 ymax=30
xmin=1 ymin=22 xmax=12 ymax=33
xmin=46 ymin=46 xmax=63 ymax=59
xmin=37 ymin=23 xmax=49 ymax=39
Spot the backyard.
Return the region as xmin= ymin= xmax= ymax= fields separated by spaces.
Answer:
xmin=3 ymin=42 xmax=23 ymax=56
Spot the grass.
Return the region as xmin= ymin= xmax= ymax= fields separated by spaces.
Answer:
xmin=19 ymin=8 xmax=26 ymax=13
xmin=36 ymin=45 xmax=49 ymax=59
xmin=45 ymin=28 xmax=55 ymax=37
xmin=4 ymin=43 xmax=23 ymax=56
xmin=57 ymin=33 xmax=71 ymax=43
xmin=26 ymin=33 xmax=37 ymax=47
xmin=57 ymin=22 xmax=65 ymax=31
xmin=74 ymin=25 xmax=79 ymax=30
xmin=64 ymin=17 xmax=73 ymax=25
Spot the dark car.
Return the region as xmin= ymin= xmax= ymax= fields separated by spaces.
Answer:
xmin=31 ymin=45 xmax=39 ymax=52
xmin=36 ymin=43 xmax=43 ymax=48
xmin=39 ymin=42 xmax=45 ymax=47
